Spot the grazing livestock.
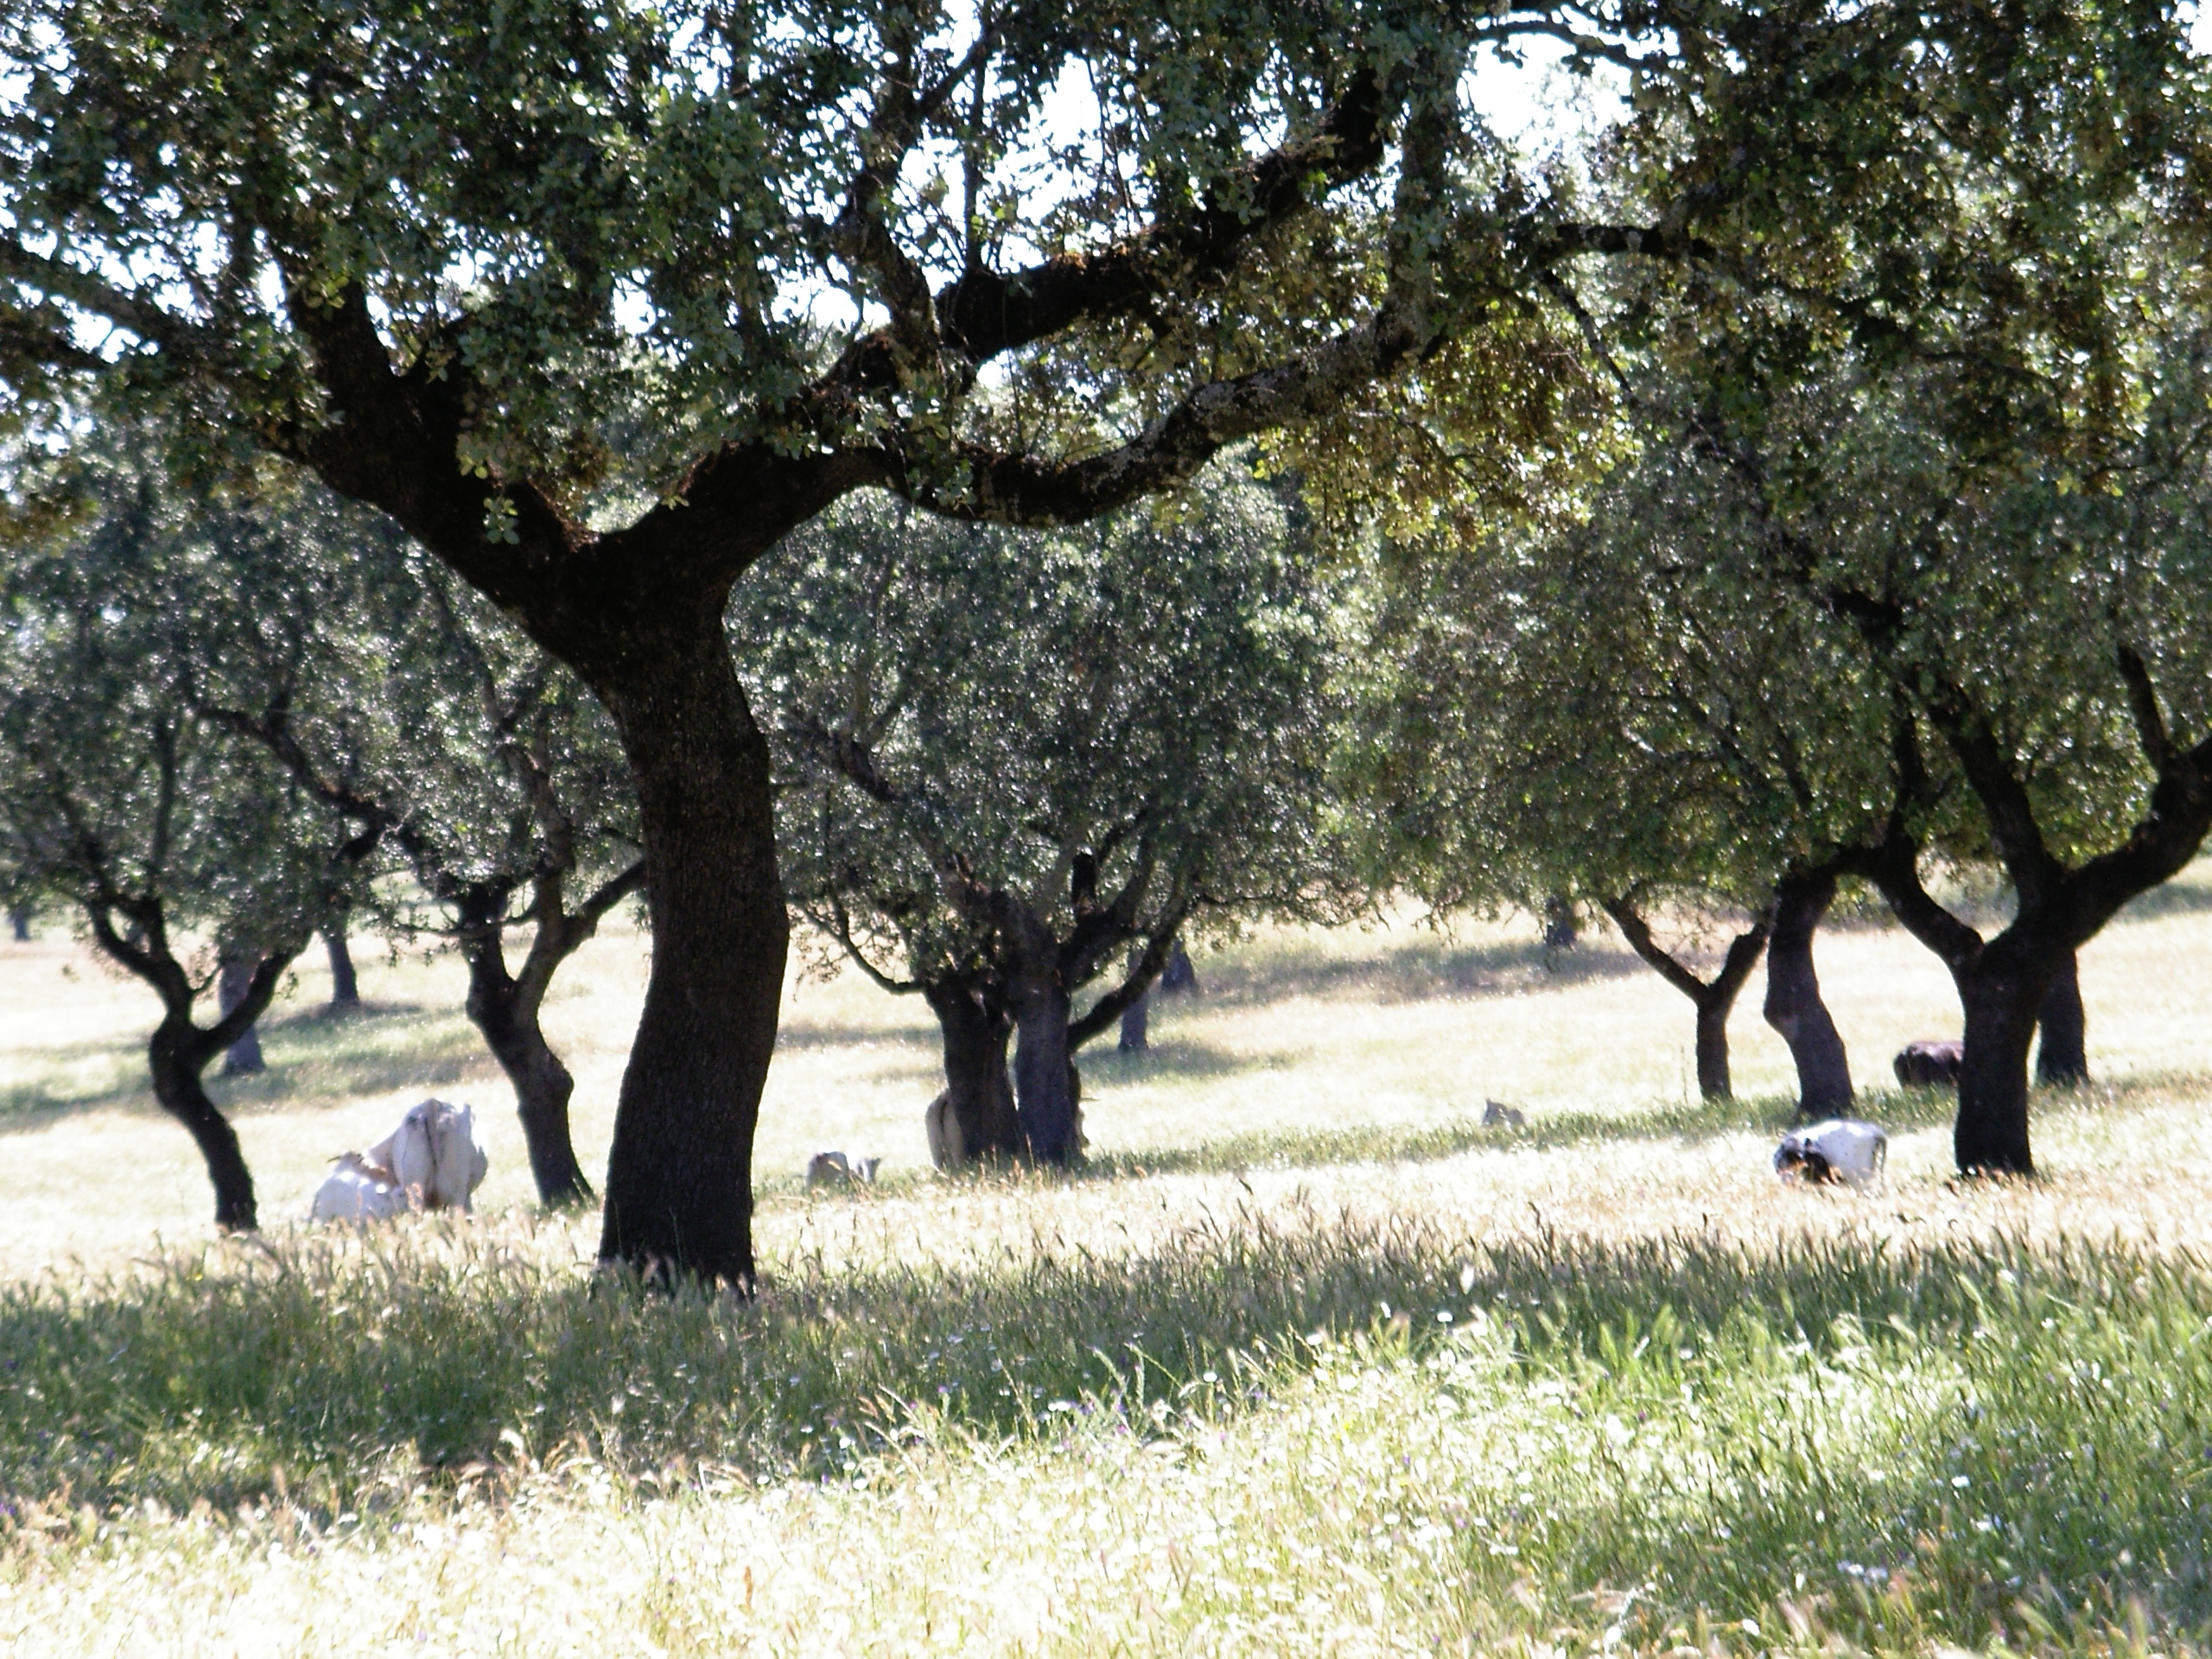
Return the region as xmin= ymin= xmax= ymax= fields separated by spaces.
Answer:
xmin=309 ymin=1152 xmax=413 ymax=1222
xmin=362 ymin=1097 xmax=489 ymax=1212
xmin=1893 ymin=1039 xmax=1965 ymax=1087
xmin=806 ymin=1150 xmax=882 ymax=1186
xmin=925 ymin=1092 xmax=963 ymax=1172
xmin=1775 ymin=1118 xmax=1890 ymax=1185
xmin=1482 ymin=1099 xmax=1528 ymax=1128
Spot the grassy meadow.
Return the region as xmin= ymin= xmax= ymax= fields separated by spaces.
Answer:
xmin=3 ymin=872 xmax=2212 ymax=1654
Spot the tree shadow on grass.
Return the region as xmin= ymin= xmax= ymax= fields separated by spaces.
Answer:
xmin=1081 ymin=1075 xmax=2174 ymax=1180
xmin=2 ymin=1207 xmax=2208 ymax=1643
xmin=1191 ymin=930 xmax=1648 ymax=1007
xmin=0 ymin=1003 xmax=491 ymax=1132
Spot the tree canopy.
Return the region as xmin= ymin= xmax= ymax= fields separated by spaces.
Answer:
xmin=745 ymin=461 xmax=1355 ymax=1162
xmin=4 ymin=0 xmax=2206 ymax=1275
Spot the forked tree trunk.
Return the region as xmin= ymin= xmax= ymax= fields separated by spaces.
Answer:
xmin=1693 ymin=925 xmax=1768 ymax=1099
xmin=462 ymin=944 xmax=593 ymax=1208
xmin=217 ymin=952 xmax=266 ymax=1076
xmin=149 ymin=1019 xmax=257 ymax=1230
xmin=592 ymin=615 xmax=784 ymax=1285
xmin=923 ymin=981 xmax=1021 ymax=1162
xmin=325 ymin=927 xmax=361 ymax=1007
xmin=1603 ymin=899 xmax=1766 ymax=1101
xmin=2036 ymin=950 xmax=2088 ymax=1085
xmin=1763 ymin=870 xmax=1853 ymax=1118
xmin=1953 ymin=935 xmax=2059 ymax=1174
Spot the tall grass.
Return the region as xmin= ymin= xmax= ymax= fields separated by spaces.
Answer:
xmin=4 ymin=1203 xmax=2211 ymax=1653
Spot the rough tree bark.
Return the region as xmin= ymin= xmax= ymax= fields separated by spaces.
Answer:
xmin=325 ymin=926 xmax=360 ymax=1008
xmin=921 ymin=979 xmax=1022 ymax=1162
xmin=1761 ymin=868 xmax=1856 ymax=1118
xmin=217 ymin=950 xmax=266 ymax=1076
xmin=1602 ymin=899 xmax=1769 ymax=1100
xmin=2036 ymin=951 xmax=2088 ymax=1084
xmin=590 ymin=616 xmax=787 ymax=1281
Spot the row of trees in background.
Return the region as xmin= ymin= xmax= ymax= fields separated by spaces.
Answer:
xmin=3 ymin=0 xmax=2211 ymax=1276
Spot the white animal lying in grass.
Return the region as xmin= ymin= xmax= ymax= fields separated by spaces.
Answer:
xmin=365 ymin=1098 xmax=488 ymax=1211
xmin=1774 ymin=1118 xmax=1889 ymax=1186
xmin=309 ymin=1152 xmax=413 ymax=1222
xmin=806 ymin=1150 xmax=881 ymax=1186
xmin=311 ymin=1098 xmax=489 ymax=1222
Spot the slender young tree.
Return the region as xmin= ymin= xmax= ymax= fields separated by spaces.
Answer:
xmin=750 ymin=466 xmax=1356 ymax=1163
xmin=2 ymin=0 xmax=2196 ymax=1274
xmin=0 ymin=449 xmax=378 ymax=1228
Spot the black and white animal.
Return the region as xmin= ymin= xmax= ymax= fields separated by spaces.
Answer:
xmin=1774 ymin=1119 xmax=1890 ymax=1185
xmin=806 ymin=1150 xmax=882 ymax=1186
xmin=1893 ymin=1039 xmax=1964 ymax=1087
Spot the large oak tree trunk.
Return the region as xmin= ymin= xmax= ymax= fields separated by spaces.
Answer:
xmin=217 ymin=952 xmax=266 ymax=1076
xmin=1763 ymin=871 xmax=1853 ymax=1118
xmin=2035 ymin=950 xmax=2088 ymax=1085
xmin=592 ymin=616 xmax=785 ymax=1285
xmin=1954 ymin=939 xmax=2056 ymax=1174
xmin=149 ymin=1020 xmax=257 ymax=1230
xmin=923 ymin=982 xmax=1021 ymax=1162
xmin=1693 ymin=995 xmax=1734 ymax=1100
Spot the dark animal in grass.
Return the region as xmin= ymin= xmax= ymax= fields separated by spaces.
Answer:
xmin=1482 ymin=1099 xmax=1527 ymax=1129
xmin=1893 ymin=1040 xmax=1964 ymax=1088
xmin=1774 ymin=1119 xmax=1890 ymax=1185
xmin=806 ymin=1150 xmax=881 ymax=1186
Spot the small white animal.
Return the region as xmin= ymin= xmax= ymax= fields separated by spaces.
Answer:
xmin=1482 ymin=1099 xmax=1528 ymax=1129
xmin=925 ymin=1092 xmax=964 ymax=1172
xmin=1775 ymin=1119 xmax=1889 ymax=1185
xmin=310 ymin=1152 xmax=413 ymax=1223
xmin=362 ymin=1097 xmax=489 ymax=1211
xmin=806 ymin=1150 xmax=881 ymax=1186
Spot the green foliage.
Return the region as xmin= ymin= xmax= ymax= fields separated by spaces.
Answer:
xmin=741 ymin=462 xmax=1358 ymax=1000
xmin=0 ymin=437 xmax=364 ymax=972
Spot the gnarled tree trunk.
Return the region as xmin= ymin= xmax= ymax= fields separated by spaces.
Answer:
xmin=461 ymin=937 xmax=593 ymax=1208
xmin=592 ymin=614 xmax=784 ymax=1285
xmin=2035 ymin=950 xmax=2088 ymax=1085
xmin=149 ymin=1018 xmax=258 ymax=1230
xmin=1762 ymin=869 xmax=1853 ymax=1118
xmin=923 ymin=980 xmax=1021 ymax=1162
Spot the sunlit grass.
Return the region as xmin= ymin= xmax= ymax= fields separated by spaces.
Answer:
xmin=2 ymin=867 xmax=2211 ymax=1653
